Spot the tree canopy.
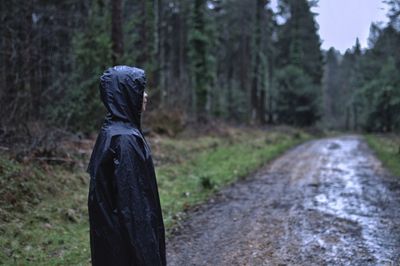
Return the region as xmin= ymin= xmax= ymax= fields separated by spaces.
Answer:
xmin=0 ymin=0 xmax=399 ymax=135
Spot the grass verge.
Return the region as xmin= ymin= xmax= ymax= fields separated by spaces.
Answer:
xmin=0 ymin=126 xmax=311 ymax=265
xmin=157 ymin=127 xmax=311 ymax=229
xmin=365 ymin=134 xmax=400 ymax=177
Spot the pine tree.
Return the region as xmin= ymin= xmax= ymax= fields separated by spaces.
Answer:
xmin=274 ymin=0 xmax=323 ymax=126
xmin=358 ymin=25 xmax=400 ymax=131
xmin=54 ymin=0 xmax=112 ymax=131
xmin=322 ymin=47 xmax=340 ymax=128
xmin=111 ymin=0 xmax=123 ymax=64
xmin=334 ymin=39 xmax=363 ymax=130
xmin=385 ymin=0 xmax=400 ymax=30
xmin=250 ymin=0 xmax=269 ymax=124
xmin=189 ymin=0 xmax=214 ymax=122
xmin=276 ymin=0 xmax=323 ymax=84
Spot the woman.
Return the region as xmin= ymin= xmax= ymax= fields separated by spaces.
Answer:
xmin=87 ymin=66 xmax=166 ymax=266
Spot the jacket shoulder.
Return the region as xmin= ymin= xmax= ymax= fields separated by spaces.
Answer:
xmin=111 ymin=131 xmax=143 ymax=145
xmin=110 ymin=133 xmax=147 ymax=160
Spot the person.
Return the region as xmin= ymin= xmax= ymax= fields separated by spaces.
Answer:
xmin=87 ymin=65 xmax=166 ymax=266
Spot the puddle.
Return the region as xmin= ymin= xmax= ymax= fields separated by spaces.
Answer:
xmin=167 ymin=136 xmax=400 ymax=265
xmin=304 ymin=138 xmax=400 ymax=265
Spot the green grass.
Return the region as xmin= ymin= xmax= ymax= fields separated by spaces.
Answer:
xmin=365 ymin=134 xmax=400 ymax=177
xmin=0 ymin=162 xmax=90 ymax=265
xmin=157 ymin=129 xmax=310 ymax=229
xmin=0 ymin=127 xmax=311 ymax=265
xmin=2 ymin=188 xmax=90 ymax=265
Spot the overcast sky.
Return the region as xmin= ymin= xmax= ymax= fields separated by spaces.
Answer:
xmin=269 ymin=0 xmax=390 ymax=53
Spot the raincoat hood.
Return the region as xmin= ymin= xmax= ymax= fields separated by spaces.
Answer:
xmin=87 ymin=66 xmax=166 ymax=265
xmin=100 ymin=65 xmax=146 ymax=129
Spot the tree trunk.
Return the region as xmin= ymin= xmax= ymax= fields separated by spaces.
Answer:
xmin=112 ymin=0 xmax=124 ymax=65
xmin=352 ymin=103 xmax=358 ymax=131
xmin=192 ymin=0 xmax=208 ymax=122
xmin=251 ymin=0 xmax=268 ymax=124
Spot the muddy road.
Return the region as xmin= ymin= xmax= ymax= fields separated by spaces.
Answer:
xmin=166 ymin=136 xmax=400 ymax=265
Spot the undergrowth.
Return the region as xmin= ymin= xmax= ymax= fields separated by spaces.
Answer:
xmin=0 ymin=126 xmax=311 ymax=265
xmin=365 ymin=134 xmax=400 ymax=177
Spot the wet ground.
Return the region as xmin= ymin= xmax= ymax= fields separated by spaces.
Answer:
xmin=166 ymin=136 xmax=400 ymax=265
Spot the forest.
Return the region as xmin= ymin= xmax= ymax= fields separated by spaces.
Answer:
xmin=1 ymin=0 xmax=399 ymax=140
xmin=1 ymin=0 xmax=400 ymax=265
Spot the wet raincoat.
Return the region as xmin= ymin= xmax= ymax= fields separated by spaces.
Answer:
xmin=87 ymin=66 xmax=166 ymax=266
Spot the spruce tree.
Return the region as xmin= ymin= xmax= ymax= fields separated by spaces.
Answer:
xmin=322 ymin=47 xmax=340 ymax=128
xmin=358 ymin=25 xmax=400 ymax=131
xmin=275 ymin=0 xmax=323 ymax=126
xmin=189 ymin=0 xmax=214 ymax=122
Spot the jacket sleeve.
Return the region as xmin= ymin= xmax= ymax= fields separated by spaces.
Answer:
xmin=111 ymin=134 xmax=162 ymax=266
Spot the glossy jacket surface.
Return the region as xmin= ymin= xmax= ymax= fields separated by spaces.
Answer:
xmin=87 ymin=66 xmax=166 ymax=266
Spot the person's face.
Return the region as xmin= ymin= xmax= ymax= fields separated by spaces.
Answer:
xmin=142 ymin=91 xmax=148 ymax=112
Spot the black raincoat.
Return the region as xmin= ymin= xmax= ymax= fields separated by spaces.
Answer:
xmin=87 ymin=66 xmax=166 ymax=266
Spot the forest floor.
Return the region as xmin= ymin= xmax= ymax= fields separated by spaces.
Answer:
xmin=167 ymin=135 xmax=400 ymax=265
xmin=0 ymin=125 xmax=312 ymax=265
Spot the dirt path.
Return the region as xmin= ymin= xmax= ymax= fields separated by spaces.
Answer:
xmin=166 ymin=135 xmax=400 ymax=265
